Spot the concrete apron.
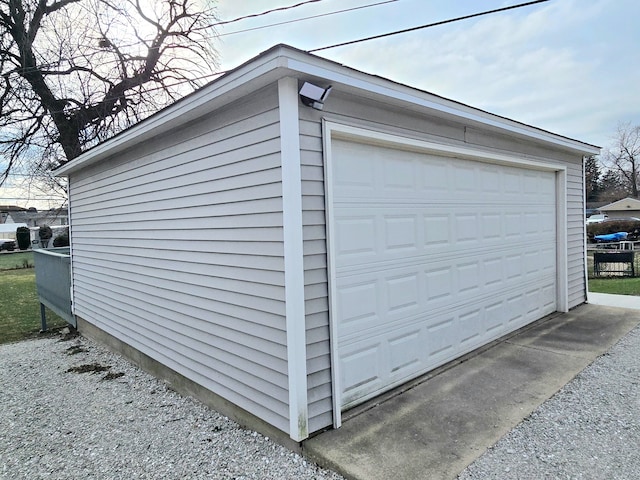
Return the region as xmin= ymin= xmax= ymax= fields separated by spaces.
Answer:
xmin=303 ymin=303 xmax=640 ymax=480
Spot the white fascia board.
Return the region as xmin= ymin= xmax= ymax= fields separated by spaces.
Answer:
xmin=281 ymin=54 xmax=601 ymax=156
xmin=582 ymin=157 xmax=589 ymax=303
xmin=55 ymin=52 xmax=291 ymax=176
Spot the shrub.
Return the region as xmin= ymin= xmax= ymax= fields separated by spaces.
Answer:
xmin=38 ymin=225 xmax=53 ymax=240
xmin=587 ymin=220 xmax=640 ymax=241
xmin=15 ymin=226 xmax=31 ymax=250
xmin=53 ymin=231 xmax=70 ymax=247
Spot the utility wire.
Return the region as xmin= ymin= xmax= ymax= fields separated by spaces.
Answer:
xmin=309 ymin=0 xmax=550 ymax=52
xmin=218 ymin=0 xmax=398 ymax=37
xmin=212 ymin=0 xmax=326 ymax=26
xmin=1 ymin=0 xmax=391 ymax=78
xmin=7 ymin=0 xmax=549 ymax=119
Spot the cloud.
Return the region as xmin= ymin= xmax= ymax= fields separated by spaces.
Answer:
xmin=330 ymin=0 xmax=638 ymax=147
xmin=214 ymin=0 xmax=639 ymax=147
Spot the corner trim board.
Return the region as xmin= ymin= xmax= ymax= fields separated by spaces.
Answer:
xmin=278 ymin=76 xmax=309 ymax=442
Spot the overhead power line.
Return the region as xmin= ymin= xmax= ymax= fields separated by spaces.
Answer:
xmin=219 ymin=0 xmax=398 ymax=37
xmin=213 ymin=0 xmax=326 ymax=26
xmin=308 ymin=0 xmax=550 ymax=52
xmin=1 ymin=0 xmax=392 ymax=78
xmin=8 ymin=0 xmax=550 ymax=119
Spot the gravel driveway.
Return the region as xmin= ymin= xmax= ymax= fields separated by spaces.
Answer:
xmin=458 ymin=325 xmax=640 ymax=479
xmin=2 ymin=323 xmax=640 ymax=479
xmin=0 ymin=331 xmax=344 ymax=480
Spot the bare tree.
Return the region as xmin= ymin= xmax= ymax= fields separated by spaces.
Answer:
xmin=0 ymin=0 xmax=219 ymax=189
xmin=601 ymin=123 xmax=640 ymax=198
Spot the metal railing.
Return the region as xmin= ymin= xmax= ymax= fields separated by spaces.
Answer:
xmin=33 ymin=247 xmax=75 ymax=329
xmin=587 ymin=241 xmax=640 ymax=278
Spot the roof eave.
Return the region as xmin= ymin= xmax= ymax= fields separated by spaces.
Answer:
xmin=56 ymin=44 xmax=600 ymax=177
xmin=55 ymin=45 xmax=295 ymax=176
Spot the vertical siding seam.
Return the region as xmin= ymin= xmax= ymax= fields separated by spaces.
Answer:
xmin=278 ymin=76 xmax=309 ymax=441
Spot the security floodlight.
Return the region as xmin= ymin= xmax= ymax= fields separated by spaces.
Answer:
xmin=299 ymin=82 xmax=332 ymax=110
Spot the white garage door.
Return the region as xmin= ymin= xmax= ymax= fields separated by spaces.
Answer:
xmin=329 ymin=138 xmax=558 ymax=409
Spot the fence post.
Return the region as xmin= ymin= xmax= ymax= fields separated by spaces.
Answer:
xmin=40 ymin=303 xmax=47 ymax=332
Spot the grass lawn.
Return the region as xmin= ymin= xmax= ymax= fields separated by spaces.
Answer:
xmin=586 ymin=250 xmax=640 ymax=296
xmin=0 ymin=251 xmax=34 ymax=270
xmin=0 ymin=267 xmax=67 ymax=345
xmin=588 ymin=277 xmax=640 ymax=296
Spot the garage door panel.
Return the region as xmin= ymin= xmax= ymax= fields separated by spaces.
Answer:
xmin=384 ymin=215 xmax=419 ymax=252
xmin=338 ymin=290 xmax=551 ymax=409
xmin=387 ymin=272 xmax=420 ymax=313
xmin=335 ymin=244 xmax=555 ymax=291
xmin=334 ymin=215 xmax=377 ymax=259
xmin=334 ymin=207 xmax=555 ymax=269
xmin=332 ymin=139 xmax=556 ymax=205
xmin=422 ymin=158 xmax=451 ymax=192
xmin=340 ymin=343 xmax=384 ymax=404
xmin=330 ymin=139 xmax=558 ymax=408
xmin=336 ymin=263 xmax=555 ymax=343
xmin=388 ymin=329 xmax=423 ymax=374
xmin=337 ymin=280 xmax=379 ymax=330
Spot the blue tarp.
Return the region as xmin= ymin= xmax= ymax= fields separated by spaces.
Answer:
xmin=594 ymin=232 xmax=628 ymax=242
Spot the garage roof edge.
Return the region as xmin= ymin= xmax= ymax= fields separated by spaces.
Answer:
xmin=55 ymin=44 xmax=600 ymax=176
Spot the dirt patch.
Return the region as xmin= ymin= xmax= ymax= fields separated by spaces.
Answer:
xmin=102 ymin=371 xmax=125 ymax=381
xmin=60 ymin=330 xmax=79 ymax=342
xmin=66 ymin=363 xmax=111 ymax=374
xmin=65 ymin=345 xmax=89 ymax=355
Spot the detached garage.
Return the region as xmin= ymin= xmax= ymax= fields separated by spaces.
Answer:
xmin=56 ymin=44 xmax=599 ymax=443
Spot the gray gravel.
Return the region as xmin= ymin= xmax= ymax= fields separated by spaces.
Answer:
xmin=3 ymin=324 xmax=640 ymax=480
xmin=0 ymin=332 xmax=344 ymax=480
xmin=458 ymin=325 xmax=640 ymax=480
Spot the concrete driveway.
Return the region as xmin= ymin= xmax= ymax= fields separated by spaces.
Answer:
xmin=303 ymin=301 xmax=640 ymax=480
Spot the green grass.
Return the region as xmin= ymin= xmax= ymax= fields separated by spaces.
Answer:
xmin=586 ymin=250 xmax=640 ymax=296
xmin=0 ymin=251 xmax=34 ymax=270
xmin=588 ymin=277 xmax=640 ymax=296
xmin=0 ymin=267 xmax=67 ymax=345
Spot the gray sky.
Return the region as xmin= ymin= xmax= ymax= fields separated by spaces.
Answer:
xmin=4 ymin=0 xmax=637 ymax=209
xmin=215 ymin=0 xmax=639 ymax=149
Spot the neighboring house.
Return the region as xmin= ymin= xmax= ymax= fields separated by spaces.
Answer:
xmin=2 ymin=207 xmax=68 ymax=227
xmin=2 ymin=206 xmax=68 ymax=248
xmin=0 ymin=222 xmax=28 ymax=241
xmin=55 ymin=45 xmax=600 ymax=444
xmin=598 ymin=197 xmax=640 ymax=219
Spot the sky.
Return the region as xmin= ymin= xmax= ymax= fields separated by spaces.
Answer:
xmin=3 ymin=0 xmax=638 ymax=210
xmin=214 ymin=0 xmax=639 ymax=150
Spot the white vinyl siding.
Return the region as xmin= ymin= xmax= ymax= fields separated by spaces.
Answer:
xmin=68 ymin=86 xmax=293 ymax=432
xmin=566 ymin=161 xmax=587 ymax=308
